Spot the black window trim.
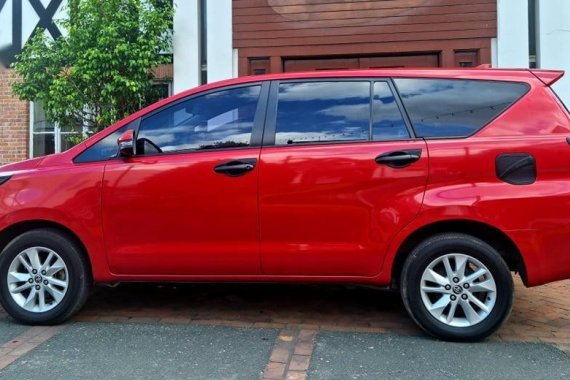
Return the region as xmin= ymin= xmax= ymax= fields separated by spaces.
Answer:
xmin=262 ymin=77 xmax=417 ymax=148
xmin=382 ymin=79 xmax=417 ymax=140
xmin=392 ymin=77 xmax=531 ymax=140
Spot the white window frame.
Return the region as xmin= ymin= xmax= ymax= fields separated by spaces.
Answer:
xmin=29 ymin=101 xmax=80 ymax=158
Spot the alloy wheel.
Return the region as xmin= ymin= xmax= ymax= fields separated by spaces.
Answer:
xmin=420 ymin=253 xmax=497 ymax=328
xmin=7 ymin=247 xmax=69 ymax=313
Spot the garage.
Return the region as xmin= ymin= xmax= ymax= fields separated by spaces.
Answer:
xmin=234 ymin=0 xmax=493 ymax=76
xmin=282 ymin=54 xmax=440 ymax=72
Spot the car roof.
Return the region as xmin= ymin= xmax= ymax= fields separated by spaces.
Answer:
xmin=207 ymin=67 xmax=545 ymax=87
xmin=76 ymin=67 xmax=557 ymax=151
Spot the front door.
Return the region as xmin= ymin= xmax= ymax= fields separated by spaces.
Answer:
xmin=259 ymin=80 xmax=428 ymax=276
xmin=102 ymin=84 xmax=267 ymax=275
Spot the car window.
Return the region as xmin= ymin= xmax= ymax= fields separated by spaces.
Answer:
xmin=137 ymin=85 xmax=261 ymax=154
xmin=73 ymin=124 xmax=130 ymax=163
xmin=394 ymin=78 xmax=529 ymax=138
xmin=275 ymin=81 xmax=370 ymax=145
xmin=372 ymin=82 xmax=410 ymax=141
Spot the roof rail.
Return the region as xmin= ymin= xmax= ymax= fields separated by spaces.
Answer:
xmin=476 ymin=64 xmax=492 ymax=69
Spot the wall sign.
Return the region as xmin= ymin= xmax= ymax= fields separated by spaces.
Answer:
xmin=0 ymin=0 xmax=65 ymax=67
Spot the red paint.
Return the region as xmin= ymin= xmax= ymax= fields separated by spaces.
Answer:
xmin=259 ymin=140 xmax=427 ymax=277
xmin=102 ymin=149 xmax=261 ymax=275
xmin=1 ymin=68 xmax=569 ymax=288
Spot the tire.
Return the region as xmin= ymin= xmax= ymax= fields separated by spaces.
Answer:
xmin=400 ymin=233 xmax=513 ymax=342
xmin=0 ymin=229 xmax=92 ymax=325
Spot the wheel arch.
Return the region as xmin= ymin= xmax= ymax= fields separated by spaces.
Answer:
xmin=390 ymin=219 xmax=527 ymax=289
xmin=0 ymin=220 xmax=93 ymax=280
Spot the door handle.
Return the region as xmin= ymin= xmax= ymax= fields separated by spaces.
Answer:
xmin=214 ymin=158 xmax=257 ymax=176
xmin=375 ymin=149 xmax=422 ymax=168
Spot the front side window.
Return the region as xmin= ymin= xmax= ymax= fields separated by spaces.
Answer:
xmin=275 ymin=81 xmax=370 ymax=145
xmin=394 ymin=78 xmax=529 ymax=138
xmin=137 ymin=85 xmax=261 ymax=154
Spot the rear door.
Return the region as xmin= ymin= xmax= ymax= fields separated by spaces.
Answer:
xmin=259 ymin=79 xmax=428 ymax=276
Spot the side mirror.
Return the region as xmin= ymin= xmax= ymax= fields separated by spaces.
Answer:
xmin=118 ymin=129 xmax=135 ymax=157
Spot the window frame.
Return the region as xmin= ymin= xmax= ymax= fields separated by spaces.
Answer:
xmin=134 ymin=81 xmax=270 ymax=157
xmin=392 ymin=77 xmax=531 ymax=140
xmin=29 ymin=101 xmax=82 ymax=159
xmin=262 ymin=78 xmax=416 ymax=147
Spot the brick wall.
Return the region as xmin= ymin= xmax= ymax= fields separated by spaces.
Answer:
xmin=0 ymin=67 xmax=29 ymax=166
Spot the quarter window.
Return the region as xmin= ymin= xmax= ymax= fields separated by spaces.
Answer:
xmin=73 ymin=125 xmax=129 ymax=163
xmin=394 ymin=78 xmax=529 ymax=138
xmin=372 ymin=82 xmax=409 ymax=141
xmin=137 ymin=85 xmax=261 ymax=154
xmin=275 ymin=81 xmax=370 ymax=145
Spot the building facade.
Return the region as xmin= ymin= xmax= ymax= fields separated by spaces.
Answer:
xmin=1 ymin=0 xmax=569 ymax=164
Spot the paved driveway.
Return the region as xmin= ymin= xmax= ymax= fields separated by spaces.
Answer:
xmin=0 ymin=277 xmax=568 ymax=379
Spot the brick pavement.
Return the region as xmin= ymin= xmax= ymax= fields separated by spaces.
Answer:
xmin=0 ymin=276 xmax=568 ymax=379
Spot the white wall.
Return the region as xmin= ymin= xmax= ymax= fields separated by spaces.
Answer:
xmin=206 ymin=0 xmax=233 ymax=83
xmin=172 ymin=0 xmax=234 ymax=93
xmin=0 ymin=0 xmax=67 ymax=67
xmin=496 ymin=0 xmax=529 ymax=68
xmin=173 ymin=0 xmax=201 ymax=94
xmin=536 ymin=0 xmax=570 ymax=106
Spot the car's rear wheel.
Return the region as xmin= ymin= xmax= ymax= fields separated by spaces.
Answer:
xmin=400 ymin=233 xmax=513 ymax=341
xmin=0 ymin=229 xmax=91 ymax=324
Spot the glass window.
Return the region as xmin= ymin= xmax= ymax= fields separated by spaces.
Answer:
xmin=30 ymin=101 xmax=82 ymax=158
xmin=372 ymin=82 xmax=409 ymax=141
xmin=73 ymin=125 xmax=130 ymax=163
xmin=275 ymin=81 xmax=370 ymax=145
xmin=394 ymin=78 xmax=529 ymax=138
xmin=31 ymin=101 xmax=56 ymax=157
xmin=137 ymin=85 xmax=261 ymax=154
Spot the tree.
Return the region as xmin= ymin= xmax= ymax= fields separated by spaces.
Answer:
xmin=11 ymin=0 xmax=173 ymax=135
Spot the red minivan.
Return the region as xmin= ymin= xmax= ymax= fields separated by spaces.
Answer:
xmin=0 ymin=68 xmax=569 ymax=341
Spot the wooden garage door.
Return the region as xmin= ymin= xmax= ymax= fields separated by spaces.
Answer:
xmin=283 ymin=54 xmax=439 ymax=72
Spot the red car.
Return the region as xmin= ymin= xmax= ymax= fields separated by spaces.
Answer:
xmin=0 ymin=68 xmax=569 ymax=341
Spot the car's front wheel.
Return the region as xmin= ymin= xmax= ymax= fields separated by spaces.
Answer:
xmin=0 ymin=229 xmax=91 ymax=324
xmin=401 ymin=233 xmax=514 ymax=341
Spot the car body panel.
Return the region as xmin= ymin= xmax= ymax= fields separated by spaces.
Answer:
xmin=0 ymin=163 xmax=109 ymax=280
xmin=0 ymin=68 xmax=569 ymax=288
xmin=101 ymin=148 xmax=262 ymax=276
xmin=258 ymin=140 xmax=428 ymax=276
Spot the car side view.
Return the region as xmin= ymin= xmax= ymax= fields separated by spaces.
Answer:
xmin=0 ymin=68 xmax=569 ymax=341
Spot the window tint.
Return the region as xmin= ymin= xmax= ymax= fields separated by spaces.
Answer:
xmin=372 ymin=82 xmax=409 ymax=141
xmin=137 ymin=85 xmax=261 ymax=153
xmin=73 ymin=125 xmax=129 ymax=163
xmin=394 ymin=79 xmax=529 ymax=138
xmin=275 ymin=81 xmax=370 ymax=145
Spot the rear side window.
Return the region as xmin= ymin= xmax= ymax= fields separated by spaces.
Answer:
xmin=275 ymin=81 xmax=370 ymax=145
xmin=394 ymin=78 xmax=529 ymax=138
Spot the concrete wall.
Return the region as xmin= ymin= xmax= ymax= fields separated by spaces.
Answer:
xmin=173 ymin=0 xmax=200 ymax=94
xmin=536 ymin=0 xmax=570 ymax=106
xmin=496 ymin=0 xmax=570 ymax=106
xmin=496 ymin=0 xmax=529 ymax=68
xmin=173 ymin=0 xmax=234 ymax=93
